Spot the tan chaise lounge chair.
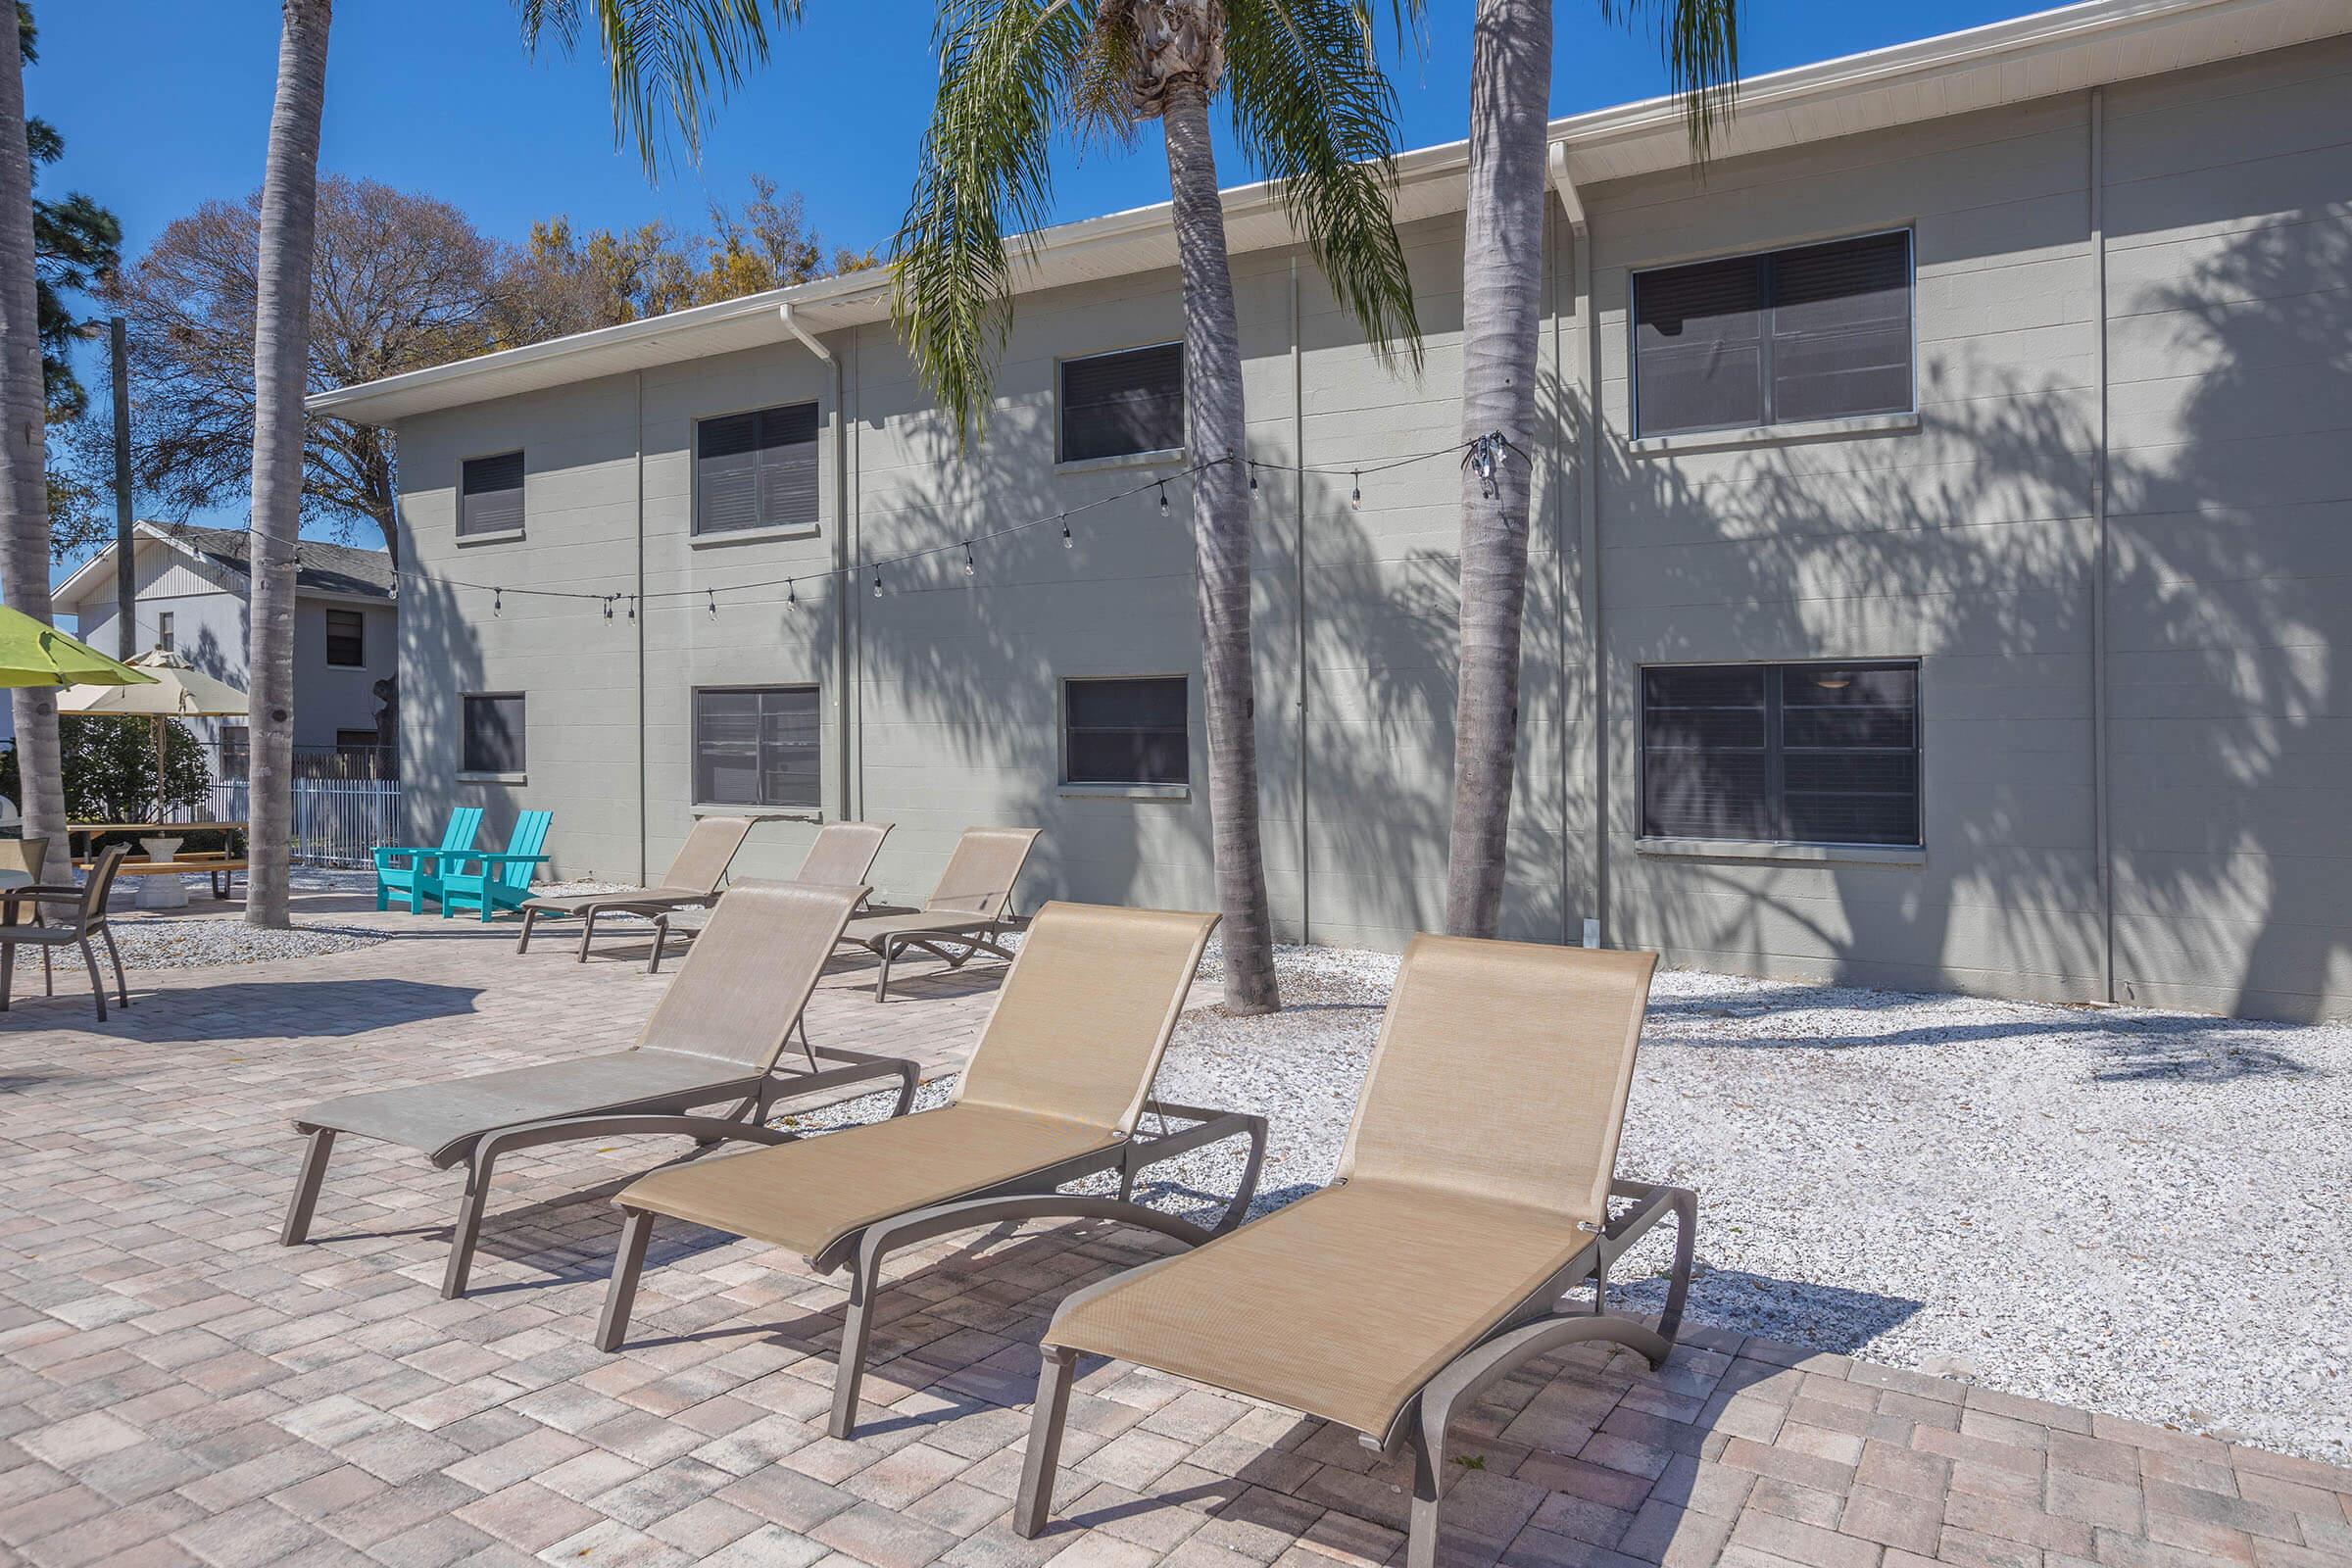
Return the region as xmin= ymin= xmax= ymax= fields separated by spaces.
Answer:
xmin=283 ymin=881 xmax=922 ymax=1299
xmin=644 ymin=820 xmax=896 ymax=975
xmin=515 ymin=814 xmax=759 ymax=970
xmin=1013 ymin=937 xmax=1696 ymax=1568
xmin=596 ymin=900 xmax=1268 ymax=1440
xmin=839 ymin=825 xmax=1038 ymax=999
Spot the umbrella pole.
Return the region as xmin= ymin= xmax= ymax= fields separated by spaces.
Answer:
xmin=154 ymin=715 xmax=167 ymax=824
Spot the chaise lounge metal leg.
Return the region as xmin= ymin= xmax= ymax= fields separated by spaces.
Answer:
xmin=516 ymin=906 xmax=538 ymax=955
xmin=828 ymin=1237 xmax=887 ymax=1438
xmin=0 ymin=940 xmax=13 ymax=1010
xmin=598 ymin=1207 xmax=655 ymax=1351
xmin=443 ymin=1152 xmax=499 ymax=1298
xmin=281 ymin=1127 xmax=337 ymax=1245
xmin=874 ymin=937 xmax=895 ymax=1001
xmin=577 ymin=906 xmax=598 ymax=962
xmin=648 ymin=914 xmax=668 ymax=975
xmin=1013 ymin=1345 xmax=1077 ymax=1539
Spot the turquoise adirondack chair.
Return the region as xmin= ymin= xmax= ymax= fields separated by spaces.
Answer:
xmin=437 ymin=809 xmax=554 ymax=922
xmin=373 ymin=808 xmax=483 ymax=913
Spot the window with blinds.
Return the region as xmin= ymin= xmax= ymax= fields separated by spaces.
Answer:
xmin=696 ymin=403 xmax=820 ymax=534
xmin=324 ymin=609 xmax=365 ymax=667
xmin=459 ymin=451 xmax=525 ymax=536
xmin=1642 ymin=662 xmax=1920 ymax=847
xmin=694 ymin=686 xmax=820 ymax=808
xmin=1632 ymin=230 xmax=1913 ymax=438
xmin=1063 ymin=676 xmax=1189 ymax=786
xmin=1059 ymin=343 xmax=1184 ymax=463
xmin=462 ymin=694 xmax=525 ymax=775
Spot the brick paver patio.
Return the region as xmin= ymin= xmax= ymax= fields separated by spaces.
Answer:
xmin=3 ymin=889 xmax=2347 ymax=1568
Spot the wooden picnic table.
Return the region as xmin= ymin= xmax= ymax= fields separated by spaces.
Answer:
xmin=68 ymin=822 xmax=252 ymax=903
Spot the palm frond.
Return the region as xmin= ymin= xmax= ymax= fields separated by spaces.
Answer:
xmin=891 ymin=0 xmax=1093 ymax=444
xmin=1599 ymin=0 xmax=1740 ymax=157
xmin=1223 ymin=0 xmax=1424 ymax=364
xmin=514 ymin=0 xmax=805 ymax=177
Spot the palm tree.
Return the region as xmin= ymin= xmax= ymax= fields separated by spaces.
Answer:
xmin=1442 ymin=0 xmax=1737 ymax=938
xmin=894 ymin=0 xmax=1423 ymax=1014
xmin=239 ymin=0 xmax=807 ymax=928
xmin=1 ymin=6 xmax=67 ymax=880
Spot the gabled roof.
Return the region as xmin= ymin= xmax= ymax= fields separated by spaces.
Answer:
xmin=306 ymin=0 xmax=2352 ymax=427
xmin=53 ymin=522 xmax=396 ymax=610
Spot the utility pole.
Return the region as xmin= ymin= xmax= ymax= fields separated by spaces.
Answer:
xmin=111 ymin=316 xmax=135 ymax=657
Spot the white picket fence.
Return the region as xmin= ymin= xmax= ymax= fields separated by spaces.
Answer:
xmin=208 ymin=777 xmax=406 ymax=868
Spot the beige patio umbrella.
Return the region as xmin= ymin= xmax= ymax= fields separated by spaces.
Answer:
xmin=58 ymin=648 xmax=249 ymax=821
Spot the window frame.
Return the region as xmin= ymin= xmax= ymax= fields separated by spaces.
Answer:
xmin=691 ymin=399 xmax=824 ymax=540
xmin=1055 ymin=340 xmax=1187 ymax=466
xmin=458 ymin=449 xmax=527 ymax=540
xmin=323 ymin=607 xmax=366 ymax=667
xmin=156 ymin=610 xmax=173 ymax=653
xmin=460 ymin=692 xmax=527 ymax=778
xmin=1058 ymin=673 xmax=1192 ymax=793
xmin=1628 ymin=227 xmax=1917 ymax=441
xmin=218 ymin=722 xmax=249 ymax=779
xmin=690 ymin=683 xmax=823 ymax=812
xmin=1637 ymin=659 xmax=1923 ymax=851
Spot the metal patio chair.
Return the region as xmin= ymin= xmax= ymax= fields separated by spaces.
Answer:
xmin=836 ymin=825 xmax=1039 ymax=999
xmin=0 ymin=842 xmax=132 ymax=1021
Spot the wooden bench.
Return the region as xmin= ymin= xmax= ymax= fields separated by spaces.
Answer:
xmin=75 ymin=853 xmax=247 ymax=899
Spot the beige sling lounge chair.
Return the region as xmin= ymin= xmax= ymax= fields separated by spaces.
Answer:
xmin=643 ymin=820 xmax=896 ymax=975
xmin=515 ymin=814 xmax=758 ymax=970
xmin=1013 ymin=937 xmax=1696 ymax=1568
xmin=596 ymin=901 xmax=1267 ymax=1440
xmin=283 ymin=881 xmax=921 ymax=1299
xmin=839 ymin=825 xmax=1038 ymax=999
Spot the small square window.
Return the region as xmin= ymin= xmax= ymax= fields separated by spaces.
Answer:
xmin=694 ymin=686 xmax=819 ymax=808
xmin=324 ymin=608 xmax=365 ymax=667
xmin=460 ymin=451 xmax=525 ymax=536
xmin=1641 ymin=661 xmax=1920 ymax=847
xmin=462 ymin=693 xmax=525 ymax=774
xmin=696 ymin=403 xmax=820 ymax=534
xmin=1062 ymin=676 xmax=1189 ymax=786
xmin=1059 ymin=344 xmax=1184 ymax=463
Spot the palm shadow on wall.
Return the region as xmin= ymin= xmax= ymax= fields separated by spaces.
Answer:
xmin=1573 ymin=207 xmax=2345 ymax=1029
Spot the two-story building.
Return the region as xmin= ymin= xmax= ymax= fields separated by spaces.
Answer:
xmin=52 ymin=522 xmax=400 ymax=766
xmin=311 ymin=0 xmax=2352 ymax=1022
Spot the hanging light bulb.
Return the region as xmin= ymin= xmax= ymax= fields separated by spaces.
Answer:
xmin=1349 ymin=473 xmax=1362 ymax=512
xmin=963 ymin=542 xmax=976 ymax=576
xmin=708 ymin=588 xmax=718 ymax=616
xmin=786 ymin=579 xmax=798 ymax=610
xmin=627 ymin=596 xmax=636 ymax=622
xmin=1157 ymin=480 xmax=1170 ymax=517
xmin=493 ymin=586 xmax=503 ymax=614
xmin=1248 ymin=462 xmax=1259 ymax=494
xmin=603 ymin=595 xmax=614 ymax=621
xmin=1059 ymin=514 xmax=1072 ymax=549
xmin=872 ymin=570 xmax=883 ymax=598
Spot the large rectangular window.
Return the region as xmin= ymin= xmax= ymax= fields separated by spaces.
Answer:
xmin=696 ymin=403 xmax=820 ymax=535
xmin=694 ymin=686 xmax=820 ymax=808
xmin=462 ymin=693 xmax=525 ymax=775
xmin=324 ymin=608 xmax=366 ymax=667
xmin=1059 ymin=343 xmax=1184 ymax=463
xmin=460 ymin=451 xmax=526 ymax=537
xmin=1063 ymin=676 xmax=1189 ymax=786
xmin=1642 ymin=662 xmax=1920 ymax=847
xmin=1632 ymin=230 xmax=1913 ymax=438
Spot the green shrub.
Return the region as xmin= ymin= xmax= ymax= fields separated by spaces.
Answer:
xmin=0 ymin=716 xmax=214 ymax=824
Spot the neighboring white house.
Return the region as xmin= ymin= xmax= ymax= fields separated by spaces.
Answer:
xmin=48 ymin=522 xmax=400 ymax=766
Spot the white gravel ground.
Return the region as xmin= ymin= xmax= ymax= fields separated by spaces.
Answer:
xmin=804 ymin=941 xmax=2351 ymax=1464
xmin=106 ymin=918 xmax=384 ymax=970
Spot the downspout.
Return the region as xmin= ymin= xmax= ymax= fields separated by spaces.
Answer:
xmin=1551 ymin=142 xmax=1603 ymax=946
xmin=634 ymin=369 xmax=647 ymax=886
xmin=780 ymin=301 xmax=853 ymax=824
xmin=2089 ymin=89 xmax=2114 ymax=1002
xmin=1291 ymin=257 xmax=1309 ymax=945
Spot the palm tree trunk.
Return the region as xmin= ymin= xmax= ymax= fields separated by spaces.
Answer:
xmin=1443 ymin=0 xmax=1551 ymax=939
xmin=1162 ymin=81 xmax=1279 ymax=1014
xmin=244 ymin=0 xmax=331 ymax=930
xmin=0 ymin=22 xmax=66 ymax=881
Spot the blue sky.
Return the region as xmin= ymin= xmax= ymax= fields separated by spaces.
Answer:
xmin=27 ymin=0 xmax=2033 ymax=575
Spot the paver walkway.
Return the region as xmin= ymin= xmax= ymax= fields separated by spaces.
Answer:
xmin=2 ymin=893 xmax=2346 ymax=1568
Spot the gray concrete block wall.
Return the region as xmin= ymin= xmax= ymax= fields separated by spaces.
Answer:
xmin=385 ymin=34 xmax=2352 ymax=1021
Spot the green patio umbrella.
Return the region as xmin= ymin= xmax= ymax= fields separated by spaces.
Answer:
xmin=0 ymin=605 xmax=158 ymax=689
